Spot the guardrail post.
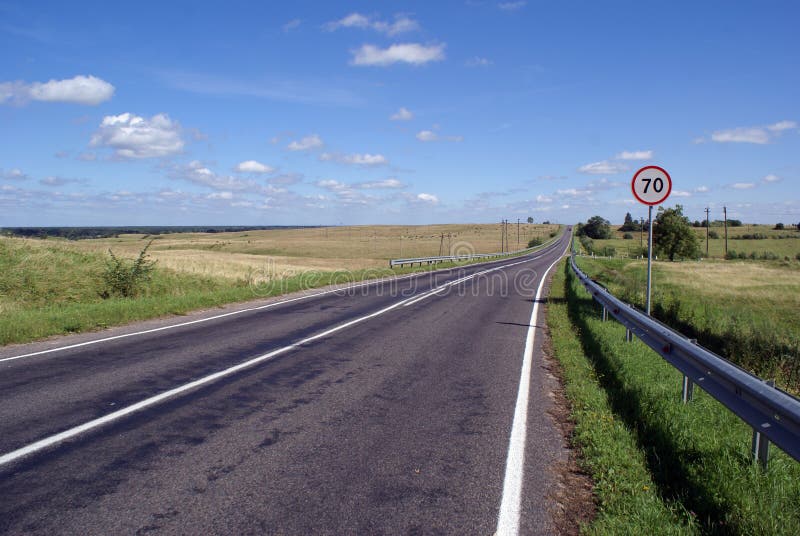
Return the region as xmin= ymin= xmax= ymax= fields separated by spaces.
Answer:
xmin=602 ymin=307 xmax=608 ymax=322
xmin=625 ymin=328 xmax=632 ymax=342
xmin=681 ymin=375 xmax=694 ymax=403
xmin=751 ymin=379 xmax=775 ymax=469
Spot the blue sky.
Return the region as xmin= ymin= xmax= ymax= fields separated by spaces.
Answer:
xmin=1 ymin=0 xmax=798 ymax=226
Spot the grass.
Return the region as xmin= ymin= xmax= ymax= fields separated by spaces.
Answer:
xmin=547 ymin=259 xmax=800 ymax=534
xmin=573 ymin=256 xmax=800 ymax=393
xmin=0 ymin=224 xmax=561 ymax=346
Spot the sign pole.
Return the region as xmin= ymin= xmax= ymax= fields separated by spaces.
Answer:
xmin=631 ymin=165 xmax=671 ymax=317
xmin=646 ymin=204 xmax=653 ymax=315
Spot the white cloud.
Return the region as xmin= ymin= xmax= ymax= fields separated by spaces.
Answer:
xmin=351 ymin=43 xmax=446 ymax=67
xmin=319 ymin=152 xmax=389 ymax=166
xmin=90 ymin=113 xmax=184 ymax=159
xmin=0 ymin=75 xmax=114 ymax=106
xmin=767 ymin=120 xmax=797 ymax=132
xmin=536 ymin=194 xmax=553 ymax=203
xmin=358 ymin=178 xmax=405 ymax=189
xmin=315 ymin=179 xmax=348 ymax=191
xmin=416 ymin=130 xmax=438 ymax=142
xmin=417 ymin=193 xmax=439 ymax=204
xmin=287 ymin=134 xmax=323 ymax=151
xmin=672 ymin=190 xmax=691 ymax=197
xmin=235 ymin=160 xmax=274 ymax=174
xmin=207 ymin=191 xmax=233 ymax=200
xmin=176 ymin=161 xmax=260 ymax=191
xmin=731 ymin=182 xmax=756 ymax=190
xmin=2 ymin=168 xmax=28 ymax=181
xmin=325 ymin=13 xmax=420 ymax=36
xmin=615 ymin=150 xmax=653 ymax=160
xmin=711 ymin=120 xmax=796 ymax=144
xmin=694 ymin=185 xmax=710 ymax=193
xmin=390 ymin=107 xmax=413 ymax=121
xmin=762 ymin=174 xmax=781 ymax=183
xmin=498 ymin=1 xmax=527 ymax=10
xmin=466 ymin=56 xmax=493 ymax=67
xmin=557 ymin=188 xmax=593 ymax=198
xmin=577 ymin=160 xmax=628 ymax=175
xmin=282 ymin=19 xmax=301 ymax=32
xmin=416 ymin=129 xmax=462 ymax=142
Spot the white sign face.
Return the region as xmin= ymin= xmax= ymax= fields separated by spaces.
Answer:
xmin=631 ymin=165 xmax=672 ymax=205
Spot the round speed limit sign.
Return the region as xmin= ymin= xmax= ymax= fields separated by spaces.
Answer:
xmin=631 ymin=165 xmax=672 ymax=205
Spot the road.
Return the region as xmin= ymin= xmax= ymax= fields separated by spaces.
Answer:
xmin=0 ymin=232 xmax=571 ymax=535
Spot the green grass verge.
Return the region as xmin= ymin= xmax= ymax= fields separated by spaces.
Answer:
xmin=547 ymin=259 xmax=800 ymax=535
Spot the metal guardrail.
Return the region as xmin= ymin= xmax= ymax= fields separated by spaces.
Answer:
xmin=569 ymin=254 xmax=800 ymax=466
xmin=389 ymin=233 xmax=563 ymax=268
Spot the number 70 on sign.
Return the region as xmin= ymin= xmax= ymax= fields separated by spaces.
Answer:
xmin=632 ymin=165 xmax=672 ymax=206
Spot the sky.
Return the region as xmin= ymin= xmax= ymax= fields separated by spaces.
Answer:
xmin=1 ymin=0 xmax=798 ymax=226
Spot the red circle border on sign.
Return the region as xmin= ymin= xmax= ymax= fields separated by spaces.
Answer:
xmin=631 ymin=165 xmax=672 ymax=205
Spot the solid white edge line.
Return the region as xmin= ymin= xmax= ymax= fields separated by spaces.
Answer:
xmin=0 ymin=246 xmax=559 ymax=365
xmin=495 ymin=248 xmax=568 ymax=536
xmin=0 ymin=249 xmax=558 ymax=468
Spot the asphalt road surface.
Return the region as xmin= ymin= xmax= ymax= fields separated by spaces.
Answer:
xmin=0 ymin=232 xmax=572 ymax=535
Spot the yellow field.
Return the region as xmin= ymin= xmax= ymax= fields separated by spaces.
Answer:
xmin=70 ymin=223 xmax=559 ymax=280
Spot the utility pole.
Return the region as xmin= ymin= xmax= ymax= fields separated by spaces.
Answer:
xmin=517 ymin=218 xmax=520 ymax=249
xmin=705 ymin=207 xmax=710 ymax=257
xmin=723 ymin=206 xmax=728 ymax=257
xmin=438 ymin=233 xmax=444 ymax=256
xmin=500 ymin=220 xmax=505 ymax=252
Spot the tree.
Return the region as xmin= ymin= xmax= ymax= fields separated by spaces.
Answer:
xmin=775 ymin=222 xmax=785 ymax=230
xmin=653 ymin=205 xmax=700 ymax=261
xmin=580 ymin=215 xmax=613 ymax=239
xmin=619 ymin=212 xmax=640 ymax=232
xmin=526 ymin=216 xmax=534 ymax=224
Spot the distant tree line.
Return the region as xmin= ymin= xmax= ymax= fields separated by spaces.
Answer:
xmin=0 ymin=226 xmax=319 ymax=240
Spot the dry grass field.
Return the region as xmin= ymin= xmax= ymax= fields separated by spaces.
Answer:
xmin=70 ymin=223 xmax=559 ymax=280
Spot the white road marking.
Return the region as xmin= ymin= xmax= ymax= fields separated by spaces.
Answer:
xmin=0 ymin=250 xmax=557 ymax=468
xmin=496 ymin=245 xmax=568 ymax=536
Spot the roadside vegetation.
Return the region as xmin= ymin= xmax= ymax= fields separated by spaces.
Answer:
xmin=577 ymin=211 xmax=800 ymax=261
xmin=0 ymin=224 xmax=561 ymax=346
xmin=574 ymin=256 xmax=800 ymax=394
xmin=547 ymin=259 xmax=800 ymax=534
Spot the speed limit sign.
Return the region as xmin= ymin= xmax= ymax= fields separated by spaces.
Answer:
xmin=632 ymin=165 xmax=671 ymax=205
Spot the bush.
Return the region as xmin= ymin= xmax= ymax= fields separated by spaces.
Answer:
xmin=737 ymin=233 xmax=768 ymax=240
xmin=101 ymin=240 xmax=157 ymax=298
xmin=599 ymin=246 xmax=616 ymax=257
xmin=775 ymin=223 xmax=785 ymax=230
xmin=549 ymin=231 xmax=557 ymax=238
xmin=725 ymin=250 xmax=738 ymax=260
xmin=527 ymin=237 xmax=543 ymax=248
xmin=579 ymin=235 xmax=594 ymax=254
xmin=623 ymin=233 xmax=634 ymax=240
xmin=708 ymin=230 xmax=720 ymax=239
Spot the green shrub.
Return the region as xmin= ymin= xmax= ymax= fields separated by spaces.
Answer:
xmin=623 ymin=232 xmax=634 ymax=240
xmin=101 ymin=240 xmax=157 ymax=298
xmin=527 ymin=237 xmax=543 ymax=248
xmin=708 ymin=230 xmax=720 ymax=239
